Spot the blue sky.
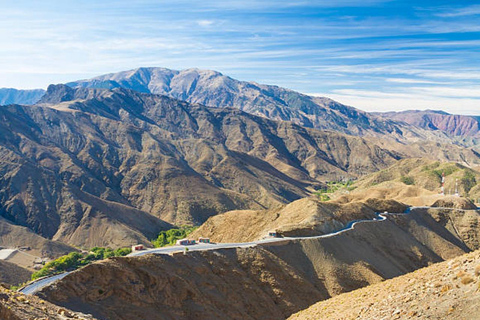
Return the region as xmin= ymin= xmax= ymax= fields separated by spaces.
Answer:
xmin=1 ymin=0 xmax=479 ymax=114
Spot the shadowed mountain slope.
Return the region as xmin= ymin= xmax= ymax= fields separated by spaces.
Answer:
xmin=0 ymin=85 xmax=412 ymax=248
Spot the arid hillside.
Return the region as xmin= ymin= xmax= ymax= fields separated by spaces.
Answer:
xmin=289 ymin=249 xmax=480 ymax=320
xmin=1 ymin=84 xmax=420 ymax=249
xmin=37 ymin=207 xmax=479 ymax=320
xmin=191 ymin=197 xmax=407 ymax=242
xmin=0 ymin=260 xmax=31 ymax=287
xmin=346 ymin=158 xmax=480 ymax=202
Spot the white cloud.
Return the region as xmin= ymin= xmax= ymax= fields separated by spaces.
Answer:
xmin=386 ymin=78 xmax=445 ymax=84
xmin=309 ymin=88 xmax=480 ymax=115
xmin=436 ymin=5 xmax=480 ymax=18
xmin=197 ymin=20 xmax=215 ymax=27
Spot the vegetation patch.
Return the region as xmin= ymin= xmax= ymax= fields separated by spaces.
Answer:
xmin=152 ymin=226 xmax=197 ymax=248
xmin=315 ymin=180 xmax=355 ymax=201
xmin=461 ymin=170 xmax=477 ymax=193
xmin=400 ymin=175 xmax=415 ymax=185
xmin=31 ymin=247 xmax=131 ymax=281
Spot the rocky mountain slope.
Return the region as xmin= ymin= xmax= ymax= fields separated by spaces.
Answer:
xmin=376 ymin=109 xmax=480 ymax=138
xmin=0 ymin=88 xmax=45 ymax=106
xmin=289 ymin=249 xmax=480 ymax=320
xmin=2 ymin=84 xmax=480 ymax=249
xmin=37 ymin=206 xmax=479 ymax=320
xmin=1 ymin=84 xmax=416 ymax=248
xmin=67 ymin=67 xmax=450 ymax=142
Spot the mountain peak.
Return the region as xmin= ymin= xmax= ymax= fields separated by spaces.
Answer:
xmin=38 ymin=84 xmax=76 ymax=104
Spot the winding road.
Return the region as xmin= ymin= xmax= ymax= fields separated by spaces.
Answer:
xmin=19 ymin=205 xmax=477 ymax=295
xmin=19 ymin=213 xmax=390 ymax=294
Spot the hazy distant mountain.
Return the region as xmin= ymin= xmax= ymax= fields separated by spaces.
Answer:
xmin=375 ymin=110 xmax=480 ymax=138
xmin=0 ymin=88 xmax=45 ymax=105
xmin=67 ymin=67 xmax=432 ymax=140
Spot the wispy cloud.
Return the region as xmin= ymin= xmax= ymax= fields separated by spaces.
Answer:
xmin=435 ymin=5 xmax=480 ymax=18
xmin=0 ymin=1 xmax=478 ymax=114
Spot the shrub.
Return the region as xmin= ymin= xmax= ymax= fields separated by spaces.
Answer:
xmin=475 ymin=265 xmax=480 ymax=277
xmin=31 ymin=246 xmax=132 ymax=281
xmin=152 ymin=226 xmax=197 ymax=248
xmin=400 ymin=176 xmax=415 ymax=185
xmin=461 ymin=171 xmax=477 ymax=193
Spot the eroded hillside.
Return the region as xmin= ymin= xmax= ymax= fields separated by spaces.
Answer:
xmin=190 ymin=197 xmax=407 ymax=242
xmin=0 ymin=85 xmax=413 ymax=248
xmin=37 ymin=207 xmax=479 ymax=320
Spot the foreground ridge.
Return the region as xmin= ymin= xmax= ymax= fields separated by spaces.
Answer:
xmin=289 ymin=249 xmax=480 ymax=320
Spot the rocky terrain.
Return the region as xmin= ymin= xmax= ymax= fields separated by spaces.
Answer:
xmin=289 ymin=249 xmax=480 ymax=320
xmin=1 ymin=82 xmax=479 ymax=249
xmin=4 ymin=68 xmax=480 ymax=151
xmin=0 ymin=285 xmax=96 ymax=320
xmin=2 ymin=84 xmax=426 ymax=249
xmin=36 ymin=206 xmax=479 ymax=320
xmin=0 ymin=88 xmax=45 ymax=106
xmin=191 ymin=197 xmax=407 ymax=242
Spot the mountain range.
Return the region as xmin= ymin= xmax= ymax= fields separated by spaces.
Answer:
xmin=1 ymin=84 xmax=412 ymax=247
xmin=2 ymin=67 xmax=479 ymax=146
xmin=0 ymin=69 xmax=479 ymax=249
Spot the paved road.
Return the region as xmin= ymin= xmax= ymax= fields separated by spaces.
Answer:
xmin=19 ymin=205 xmax=478 ymax=295
xmin=17 ymin=213 xmax=392 ymax=294
xmin=19 ymin=272 xmax=71 ymax=295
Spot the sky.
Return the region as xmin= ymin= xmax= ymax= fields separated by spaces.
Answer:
xmin=0 ymin=0 xmax=479 ymax=115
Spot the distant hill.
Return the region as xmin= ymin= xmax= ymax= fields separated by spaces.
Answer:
xmin=375 ymin=109 xmax=480 ymax=138
xmin=0 ymin=88 xmax=45 ymax=105
xmin=348 ymin=158 xmax=480 ymax=201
